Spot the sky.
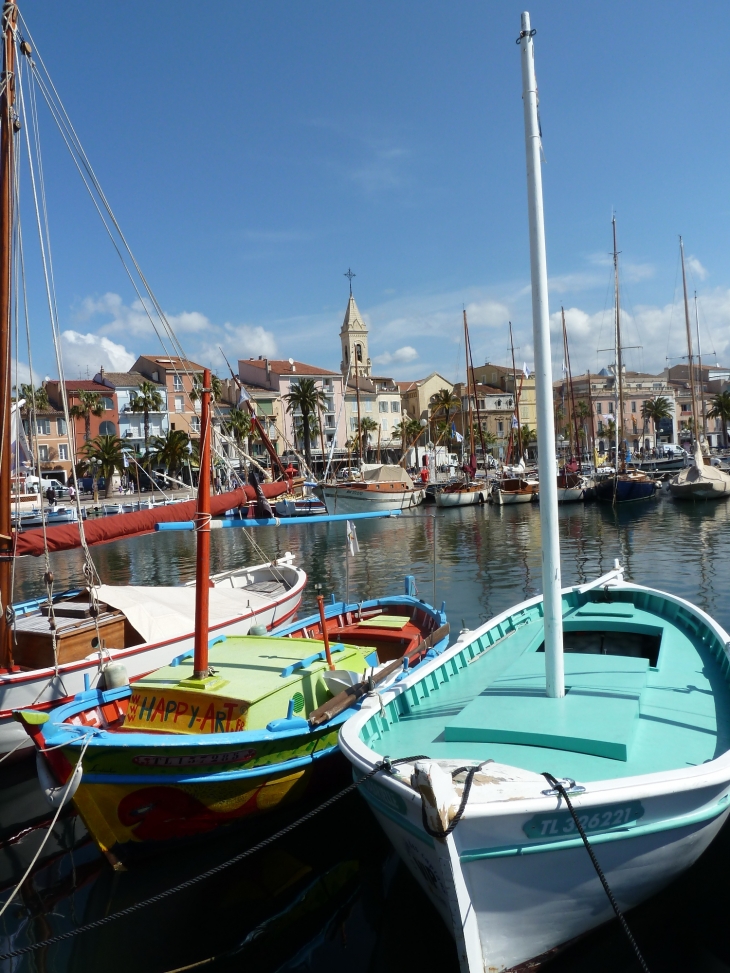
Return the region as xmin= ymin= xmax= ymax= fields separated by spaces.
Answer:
xmin=12 ymin=1 xmax=730 ymax=390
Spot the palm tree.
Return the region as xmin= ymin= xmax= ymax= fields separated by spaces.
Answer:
xmin=575 ymin=400 xmax=592 ymax=456
xmin=190 ymin=373 xmax=223 ymax=405
xmin=708 ymin=391 xmax=730 ymax=449
xmin=641 ymin=396 xmax=672 ymax=450
xmin=80 ymin=434 xmax=125 ymax=497
xmin=128 ymin=381 xmax=165 ymax=458
xmin=284 ymin=378 xmax=327 ymax=470
xmin=393 ymin=416 xmax=423 ymax=446
xmin=430 ymin=388 xmax=460 ymax=426
xmin=224 ymin=406 xmax=253 ymax=448
xmin=15 ymin=383 xmax=49 ymax=411
xmin=150 ymin=429 xmax=192 ymax=477
xmin=69 ymin=390 xmax=104 ymax=443
xmin=358 ymin=416 xmax=379 ymax=461
xmin=519 ymin=424 xmax=537 ymax=444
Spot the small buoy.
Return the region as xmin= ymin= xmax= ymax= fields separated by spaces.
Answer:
xmin=249 ymin=624 xmax=268 ymax=637
xmin=102 ymin=663 xmax=129 ymax=689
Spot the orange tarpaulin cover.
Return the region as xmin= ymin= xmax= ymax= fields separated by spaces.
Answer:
xmin=13 ymin=483 xmax=288 ymax=557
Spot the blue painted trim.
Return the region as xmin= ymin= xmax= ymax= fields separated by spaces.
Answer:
xmin=11 ymin=588 xmax=82 ymax=616
xmin=155 ymin=510 xmax=402 ymax=531
xmin=82 ymin=743 xmax=340 ymax=785
xmin=169 ymin=635 xmax=226 ymax=668
xmin=280 ymin=644 xmax=346 ymax=678
xmin=458 ymin=798 xmax=730 ymax=862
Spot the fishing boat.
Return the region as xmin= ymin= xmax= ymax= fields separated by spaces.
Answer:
xmin=490 ymin=476 xmax=538 ymax=505
xmin=318 ymin=465 xmax=424 ymax=514
xmin=274 ymin=496 xmax=327 ymax=517
xmin=16 ymin=373 xmax=450 ymax=864
xmin=556 ymin=470 xmax=586 ymax=503
xmin=593 ymin=220 xmax=658 ymax=504
xmin=339 ymin=17 xmax=730 ymax=971
xmin=669 ymin=238 xmax=730 ymax=501
xmin=434 ymin=482 xmax=488 ymax=507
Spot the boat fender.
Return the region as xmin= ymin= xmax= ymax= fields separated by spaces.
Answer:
xmin=101 ymin=663 xmax=129 ymax=689
xmin=36 ymin=751 xmax=82 ymax=809
xmin=249 ymin=624 xmax=268 ymax=637
xmin=266 ymin=716 xmax=309 ymax=732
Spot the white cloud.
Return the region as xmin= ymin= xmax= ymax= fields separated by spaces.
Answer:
xmin=81 ymin=293 xmax=211 ymax=339
xmin=11 ymin=361 xmax=41 ymax=389
xmin=688 ymin=256 xmax=709 ymax=281
xmin=196 ymin=323 xmax=278 ymax=370
xmin=60 ymin=330 xmax=135 ymax=375
xmin=373 ymin=345 xmax=418 ymax=365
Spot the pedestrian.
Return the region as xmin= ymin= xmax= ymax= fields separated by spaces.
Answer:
xmin=45 ymin=485 xmax=55 ymax=507
xmin=68 ymin=484 xmax=76 ymax=502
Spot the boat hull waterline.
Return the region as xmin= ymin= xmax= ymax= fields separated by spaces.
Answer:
xmin=338 ymin=568 xmax=730 ymax=972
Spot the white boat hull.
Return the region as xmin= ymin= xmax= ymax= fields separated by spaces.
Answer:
xmin=0 ymin=557 xmax=306 ymax=756
xmin=365 ymin=787 xmax=727 ymax=971
xmin=493 ymin=489 xmax=535 ymax=505
xmin=435 ymin=488 xmax=488 ymax=507
xmin=320 ymin=485 xmax=424 ymax=514
xmin=556 ymin=486 xmax=585 ymax=503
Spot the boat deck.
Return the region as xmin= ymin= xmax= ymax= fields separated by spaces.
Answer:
xmin=362 ymin=591 xmax=730 ymax=782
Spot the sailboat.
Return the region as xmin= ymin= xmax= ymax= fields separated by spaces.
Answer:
xmin=16 ymin=371 xmax=450 ymax=864
xmin=435 ymin=311 xmax=489 ymax=507
xmin=339 ymin=16 xmax=730 ymax=971
xmin=594 ymin=220 xmax=658 ymax=504
xmin=669 ymin=238 xmax=730 ymax=500
xmin=0 ymin=8 xmax=304 ymax=758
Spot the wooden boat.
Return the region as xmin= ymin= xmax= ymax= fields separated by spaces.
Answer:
xmin=319 ymin=465 xmax=424 ymax=514
xmin=1 ymin=555 xmax=306 ymax=758
xmin=594 ymin=470 xmax=658 ymax=503
xmin=339 ymin=19 xmax=730 ymax=971
xmin=556 ymin=471 xmax=586 ymax=503
xmin=17 ymin=378 xmax=448 ymax=862
xmin=274 ymin=496 xmax=327 ymax=517
xmin=491 ymin=476 xmax=538 ymax=505
xmin=435 ymin=482 xmax=488 ymax=507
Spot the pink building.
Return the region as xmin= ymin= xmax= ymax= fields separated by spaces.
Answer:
xmin=237 ymin=358 xmax=346 ymax=466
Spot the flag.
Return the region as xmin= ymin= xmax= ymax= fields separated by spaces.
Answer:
xmin=122 ymin=451 xmax=129 ymax=468
xmin=346 ymin=520 xmax=360 ymax=556
xmin=523 ymin=363 xmax=531 ymax=379
xmin=511 ymin=415 xmax=519 ymax=428
xmin=238 ymin=386 xmax=251 ymax=406
xmin=454 ymin=430 xmax=463 ymax=443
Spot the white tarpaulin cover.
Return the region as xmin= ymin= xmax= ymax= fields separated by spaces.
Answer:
xmin=361 ymin=464 xmax=414 ymax=486
xmin=96 ymin=583 xmax=280 ymax=645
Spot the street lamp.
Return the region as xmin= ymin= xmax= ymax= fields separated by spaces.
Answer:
xmin=91 ymin=458 xmax=99 ymax=505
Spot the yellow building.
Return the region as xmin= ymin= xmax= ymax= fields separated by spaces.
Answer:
xmin=471 ymin=362 xmax=537 ymax=437
xmin=398 ymin=372 xmax=454 ymax=424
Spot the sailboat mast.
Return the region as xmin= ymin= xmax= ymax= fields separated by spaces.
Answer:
xmin=0 ymin=3 xmax=16 ymax=668
xmin=192 ymin=368 xmax=212 ymax=680
xmin=463 ymin=309 xmax=475 ymax=459
xmin=509 ymin=321 xmax=523 ymax=459
xmin=612 ymin=217 xmax=624 ymax=464
xmin=695 ymin=292 xmax=707 ymax=439
xmin=679 ymin=238 xmax=699 ymax=447
xmin=519 ymin=12 xmax=564 ymax=698
xmin=563 ymin=309 xmax=580 ymax=462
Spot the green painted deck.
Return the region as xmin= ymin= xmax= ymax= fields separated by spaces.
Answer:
xmin=361 ymin=591 xmax=730 ymax=782
xmin=130 ymin=635 xmax=370 ymax=732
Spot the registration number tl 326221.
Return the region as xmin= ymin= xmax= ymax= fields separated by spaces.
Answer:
xmin=523 ymin=802 xmax=645 ymax=840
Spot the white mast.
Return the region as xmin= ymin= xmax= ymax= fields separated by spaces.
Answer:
xmin=519 ymin=12 xmax=564 ymax=698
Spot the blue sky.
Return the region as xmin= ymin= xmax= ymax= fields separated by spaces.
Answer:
xmin=15 ymin=1 xmax=730 ymax=388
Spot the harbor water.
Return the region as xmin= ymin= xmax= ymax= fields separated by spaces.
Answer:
xmin=3 ymin=498 xmax=730 ymax=971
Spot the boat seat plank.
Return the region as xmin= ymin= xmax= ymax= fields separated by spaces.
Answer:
xmin=358 ymin=614 xmax=411 ymax=630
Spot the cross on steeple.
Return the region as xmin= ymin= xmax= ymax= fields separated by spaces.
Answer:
xmin=344 ymin=267 xmax=356 ymax=296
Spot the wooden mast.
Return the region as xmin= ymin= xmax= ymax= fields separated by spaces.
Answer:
xmin=192 ymin=368 xmax=212 ymax=680
xmin=0 ymin=2 xmax=16 ymax=668
xmin=612 ymin=217 xmax=624 ymax=469
xmin=463 ymin=309 xmax=474 ymax=463
xmin=695 ymin=292 xmax=707 ymax=440
xmin=509 ymin=321 xmax=522 ymax=460
xmin=680 ymin=237 xmax=699 ymax=448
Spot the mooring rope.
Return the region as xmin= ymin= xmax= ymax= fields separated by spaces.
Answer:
xmin=541 ymin=772 xmax=651 ymax=972
xmin=0 ymin=755 xmax=425 ymax=962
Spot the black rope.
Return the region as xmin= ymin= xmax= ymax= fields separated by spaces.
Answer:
xmin=420 ymin=764 xmax=478 ymax=839
xmin=541 ymin=773 xmax=651 ymax=973
xmin=0 ymin=754 xmax=427 ymax=963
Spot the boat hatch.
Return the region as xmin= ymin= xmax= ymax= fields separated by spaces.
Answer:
xmin=444 ymin=654 xmax=649 ymax=761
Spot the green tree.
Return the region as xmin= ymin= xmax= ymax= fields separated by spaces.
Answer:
xmin=150 ymin=429 xmax=192 ymax=477
xmin=393 ymin=416 xmax=422 ymax=444
xmin=224 ymin=405 xmax=253 ymax=448
xmin=285 ymin=378 xmax=327 ymax=470
xmin=430 ymin=388 xmax=460 ymax=425
xmin=190 ymin=373 xmax=223 ymax=405
xmin=80 ymin=434 xmax=126 ymax=497
xmin=641 ymin=396 xmax=672 ymax=450
xmin=708 ymin=391 xmax=730 ymax=449
xmin=15 ymin=383 xmax=49 ymax=411
xmin=358 ymin=416 xmax=379 ymax=460
xmin=70 ymin=390 xmax=104 ymax=443
xmin=128 ymin=381 xmax=165 ymax=459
